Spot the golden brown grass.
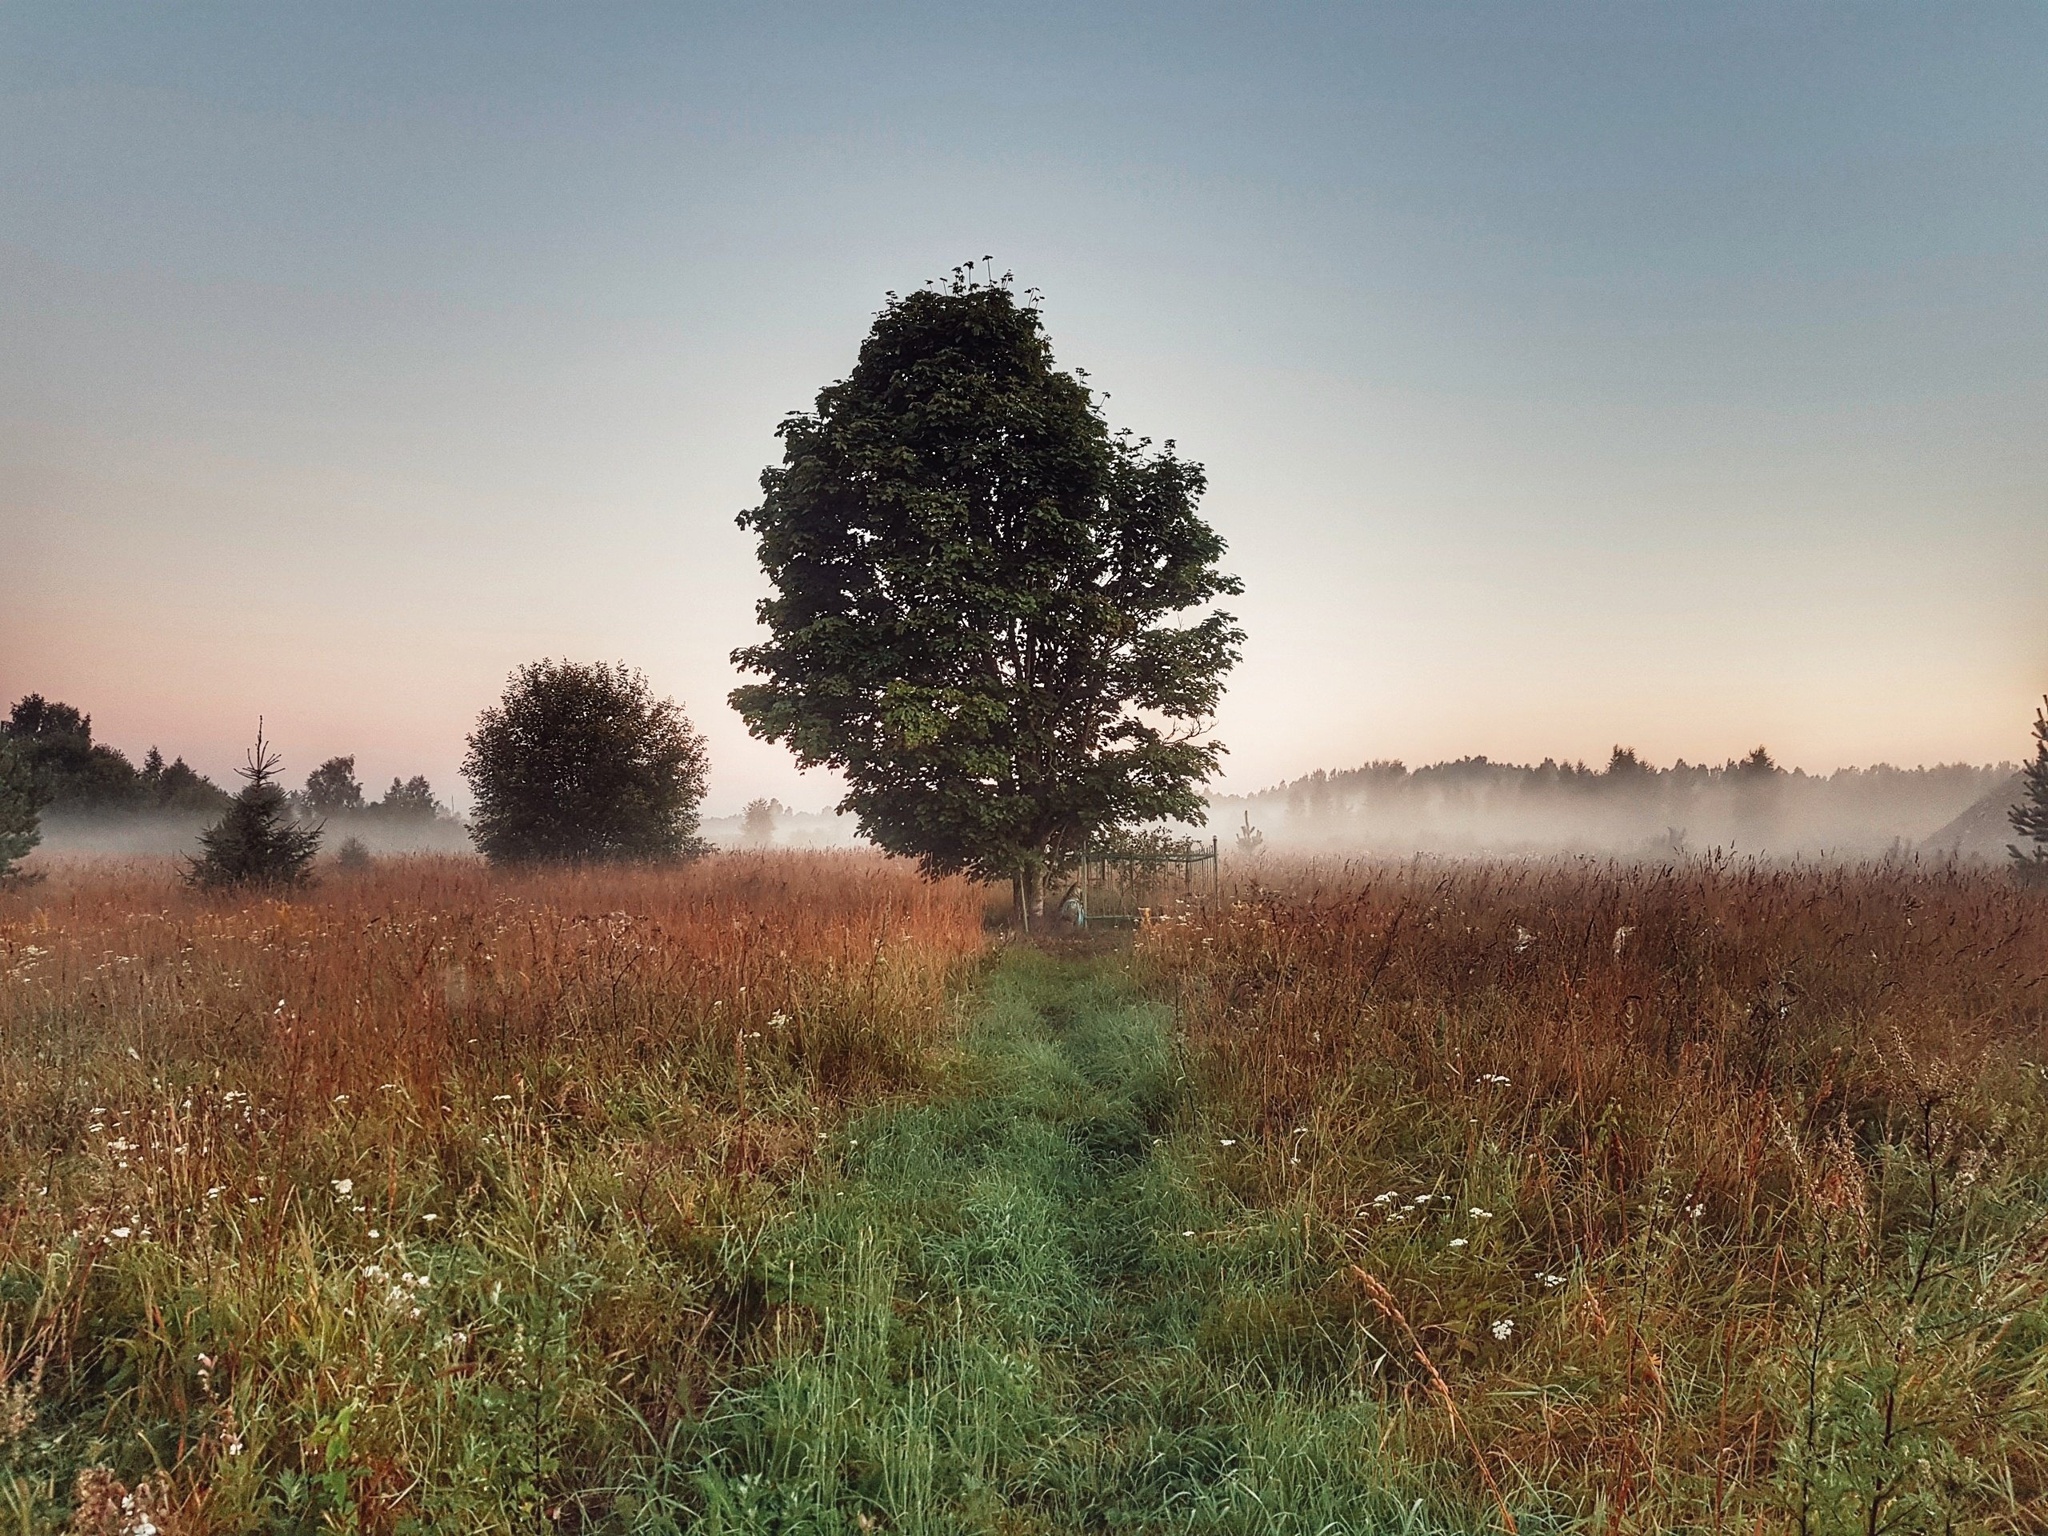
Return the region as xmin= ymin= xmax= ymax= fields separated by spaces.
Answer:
xmin=1145 ymin=856 xmax=2048 ymax=1532
xmin=10 ymin=847 xmax=2046 ymax=1532
xmin=0 ymin=853 xmax=985 ymax=1531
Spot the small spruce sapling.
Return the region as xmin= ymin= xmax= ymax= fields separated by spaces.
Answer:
xmin=186 ymin=723 xmax=323 ymax=890
xmin=2009 ymin=696 xmax=2048 ymax=886
xmin=1234 ymin=810 xmax=1264 ymax=858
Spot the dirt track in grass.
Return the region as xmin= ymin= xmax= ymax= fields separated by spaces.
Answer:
xmin=682 ymin=946 xmax=1471 ymax=1536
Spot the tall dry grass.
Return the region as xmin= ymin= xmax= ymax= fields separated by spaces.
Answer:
xmin=0 ymin=853 xmax=985 ymax=1531
xmin=1146 ymin=856 xmax=2048 ymax=1532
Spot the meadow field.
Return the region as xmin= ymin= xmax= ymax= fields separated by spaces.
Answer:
xmin=0 ymin=856 xmax=986 ymax=1532
xmin=2 ymin=853 xmax=2044 ymax=1533
xmin=1145 ymin=859 xmax=2048 ymax=1533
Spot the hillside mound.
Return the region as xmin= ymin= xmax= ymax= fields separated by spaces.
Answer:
xmin=1923 ymin=772 xmax=2024 ymax=858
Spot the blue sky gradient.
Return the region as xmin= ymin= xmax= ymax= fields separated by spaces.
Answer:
xmin=6 ymin=4 xmax=2044 ymax=808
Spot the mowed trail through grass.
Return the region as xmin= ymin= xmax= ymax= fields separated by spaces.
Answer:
xmin=682 ymin=947 xmax=1460 ymax=1536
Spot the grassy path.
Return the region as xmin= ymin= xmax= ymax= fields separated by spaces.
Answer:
xmin=672 ymin=948 xmax=1475 ymax=1535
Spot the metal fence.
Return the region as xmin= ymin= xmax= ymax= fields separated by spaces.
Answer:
xmin=1069 ymin=836 xmax=1218 ymax=926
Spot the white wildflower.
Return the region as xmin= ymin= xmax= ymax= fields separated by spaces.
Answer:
xmin=1491 ymin=1318 xmax=1515 ymax=1341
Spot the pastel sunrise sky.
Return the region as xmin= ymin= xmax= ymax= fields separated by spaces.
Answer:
xmin=5 ymin=4 xmax=2044 ymax=811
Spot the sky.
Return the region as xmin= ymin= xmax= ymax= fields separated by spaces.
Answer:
xmin=4 ymin=3 xmax=2045 ymax=813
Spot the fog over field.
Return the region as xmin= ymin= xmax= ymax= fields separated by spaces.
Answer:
xmin=27 ymin=751 xmax=2025 ymax=867
xmin=1211 ymin=753 xmax=2022 ymax=861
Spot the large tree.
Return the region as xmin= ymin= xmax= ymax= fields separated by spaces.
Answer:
xmin=730 ymin=275 xmax=1243 ymax=916
xmin=464 ymin=660 xmax=709 ymax=864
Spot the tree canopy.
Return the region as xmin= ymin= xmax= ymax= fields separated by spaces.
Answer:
xmin=463 ymin=660 xmax=709 ymax=864
xmin=5 ymin=694 xmax=230 ymax=814
xmin=372 ymin=775 xmax=441 ymax=820
xmin=731 ymin=275 xmax=1242 ymax=912
xmin=5 ymin=695 xmax=146 ymax=808
xmin=305 ymin=756 xmax=365 ymax=813
xmin=0 ymin=738 xmax=42 ymax=880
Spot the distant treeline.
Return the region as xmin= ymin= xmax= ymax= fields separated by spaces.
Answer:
xmin=1216 ymin=747 xmax=2017 ymax=857
xmin=5 ymin=696 xmax=234 ymax=815
xmin=4 ymin=694 xmax=454 ymax=821
xmin=4 ymin=695 xmax=464 ymax=856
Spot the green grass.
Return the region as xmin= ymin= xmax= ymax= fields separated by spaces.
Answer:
xmin=660 ymin=948 xmax=1489 ymax=1535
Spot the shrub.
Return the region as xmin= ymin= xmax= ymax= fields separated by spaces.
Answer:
xmin=463 ymin=660 xmax=709 ymax=864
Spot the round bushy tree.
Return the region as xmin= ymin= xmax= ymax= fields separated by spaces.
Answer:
xmin=464 ymin=660 xmax=709 ymax=864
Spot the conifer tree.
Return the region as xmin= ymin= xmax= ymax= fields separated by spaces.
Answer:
xmin=2010 ymin=696 xmax=2048 ymax=886
xmin=186 ymin=724 xmax=322 ymax=890
xmin=1234 ymin=810 xmax=1264 ymax=857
